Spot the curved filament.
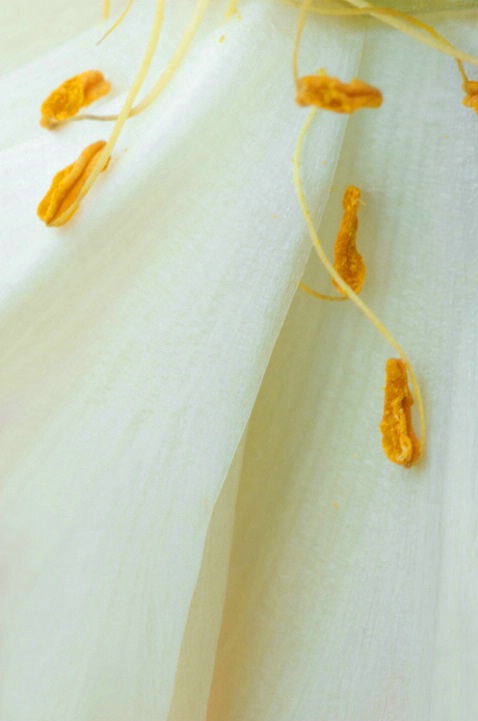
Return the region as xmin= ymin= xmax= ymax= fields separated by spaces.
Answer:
xmin=293 ymin=108 xmax=426 ymax=461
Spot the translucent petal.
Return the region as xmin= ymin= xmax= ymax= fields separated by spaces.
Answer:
xmin=208 ymin=16 xmax=478 ymax=721
xmin=167 ymin=437 xmax=245 ymax=721
xmin=0 ymin=0 xmax=99 ymax=76
xmin=0 ymin=2 xmax=363 ymax=719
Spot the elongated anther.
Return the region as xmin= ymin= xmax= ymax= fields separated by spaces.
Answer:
xmin=380 ymin=358 xmax=421 ymax=468
xmin=332 ymin=186 xmax=366 ymax=295
xmin=40 ymin=71 xmax=111 ymax=128
xmin=37 ymin=141 xmax=109 ymax=226
xmin=296 ymin=74 xmax=382 ymax=113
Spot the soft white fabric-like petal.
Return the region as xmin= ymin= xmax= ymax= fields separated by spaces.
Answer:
xmin=208 ymin=17 xmax=478 ymax=721
xmin=167 ymin=436 xmax=245 ymax=721
xmin=0 ymin=2 xmax=362 ymax=719
xmin=0 ymin=0 xmax=98 ymax=76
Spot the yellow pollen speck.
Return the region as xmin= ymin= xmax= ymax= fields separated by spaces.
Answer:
xmin=380 ymin=358 xmax=421 ymax=468
xmin=219 ymin=34 xmax=225 ymax=43
xmin=40 ymin=70 xmax=111 ymax=128
xmin=296 ymin=74 xmax=383 ymax=114
xmin=37 ymin=141 xmax=109 ymax=226
xmin=332 ymin=186 xmax=366 ymax=296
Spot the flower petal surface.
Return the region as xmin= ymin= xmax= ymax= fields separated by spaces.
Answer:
xmin=207 ymin=15 xmax=478 ymax=721
xmin=0 ymin=2 xmax=362 ymax=719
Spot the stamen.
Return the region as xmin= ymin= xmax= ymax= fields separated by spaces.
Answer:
xmin=298 ymin=281 xmax=347 ymax=302
xmin=53 ymin=0 xmax=210 ymax=125
xmin=102 ymin=0 xmax=111 ymax=20
xmin=40 ymin=71 xmax=111 ymax=128
xmin=380 ymin=358 xmax=421 ymax=467
xmin=296 ymin=73 xmax=382 ymax=113
xmin=293 ymin=109 xmax=426 ymax=465
xmin=332 ymin=185 xmax=366 ymax=295
xmin=97 ymin=0 xmax=134 ymax=46
xmin=50 ymin=0 xmax=166 ymax=226
xmin=37 ymin=141 xmax=109 ymax=226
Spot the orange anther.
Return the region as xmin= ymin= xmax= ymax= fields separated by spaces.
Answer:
xmin=332 ymin=186 xmax=366 ymax=295
xmin=380 ymin=358 xmax=421 ymax=468
xmin=296 ymin=74 xmax=382 ymax=113
xmin=40 ymin=70 xmax=111 ymax=128
xmin=37 ymin=141 xmax=109 ymax=226
xmin=463 ymin=79 xmax=478 ymax=114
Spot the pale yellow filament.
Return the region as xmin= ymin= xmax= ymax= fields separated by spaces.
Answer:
xmin=456 ymin=59 xmax=470 ymax=90
xmin=51 ymin=0 xmax=166 ymax=226
xmin=102 ymin=0 xmax=111 ymax=20
xmin=132 ymin=0 xmax=211 ymax=117
xmin=58 ymin=0 xmax=210 ymax=124
xmin=98 ymin=0 xmax=134 ymax=46
xmin=293 ymin=108 xmax=426 ymax=459
xmin=343 ymin=0 xmax=478 ymax=67
xmin=299 ymin=281 xmax=346 ymax=301
xmin=287 ymin=0 xmax=478 ymax=69
xmin=293 ymin=0 xmax=314 ymax=84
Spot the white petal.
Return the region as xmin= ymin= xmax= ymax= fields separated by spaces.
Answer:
xmin=0 ymin=2 xmax=362 ymax=719
xmin=0 ymin=0 xmax=99 ymax=75
xmin=167 ymin=436 xmax=245 ymax=721
xmin=207 ymin=17 xmax=478 ymax=721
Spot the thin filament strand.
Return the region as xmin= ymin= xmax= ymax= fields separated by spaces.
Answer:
xmin=98 ymin=0 xmax=134 ymax=46
xmin=293 ymin=108 xmax=426 ymax=454
xmin=293 ymin=0 xmax=315 ymax=85
xmin=61 ymin=0 xmax=210 ymax=124
xmin=52 ymin=0 xmax=166 ymax=225
xmin=286 ymin=0 xmax=478 ymax=69
xmin=299 ymin=281 xmax=347 ymax=301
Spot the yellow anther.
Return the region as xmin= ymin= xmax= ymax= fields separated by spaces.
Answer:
xmin=332 ymin=186 xmax=366 ymax=295
xmin=296 ymin=74 xmax=383 ymax=113
xmin=463 ymin=80 xmax=478 ymax=113
xmin=40 ymin=71 xmax=111 ymax=128
xmin=37 ymin=141 xmax=109 ymax=226
xmin=380 ymin=358 xmax=421 ymax=468
xmin=294 ymin=109 xmax=426 ymax=467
